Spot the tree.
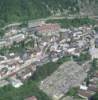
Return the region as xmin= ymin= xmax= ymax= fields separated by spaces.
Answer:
xmin=0 ymin=29 xmax=5 ymax=37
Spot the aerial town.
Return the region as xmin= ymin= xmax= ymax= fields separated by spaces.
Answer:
xmin=0 ymin=19 xmax=98 ymax=100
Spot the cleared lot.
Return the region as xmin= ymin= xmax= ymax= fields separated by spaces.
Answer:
xmin=40 ymin=61 xmax=89 ymax=99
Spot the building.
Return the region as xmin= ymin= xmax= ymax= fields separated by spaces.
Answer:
xmin=95 ymin=38 xmax=98 ymax=48
xmin=0 ymin=55 xmax=7 ymax=61
xmin=17 ymin=68 xmax=32 ymax=80
xmin=9 ymin=77 xmax=23 ymax=88
xmin=35 ymin=23 xmax=61 ymax=36
xmin=88 ymin=84 xmax=98 ymax=92
xmin=78 ymin=89 xmax=95 ymax=99
xmin=89 ymin=48 xmax=98 ymax=59
xmin=9 ymin=34 xmax=25 ymax=43
xmin=28 ymin=21 xmax=45 ymax=28
xmin=24 ymin=96 xmax=37 ymax=100
xmin=0 ymin=65 xmax=9 ymax=78
xmin=80 ymin=84 xmax=88 ymax=90
xmin=0 ymin=41 xmax=7 ymax=48
xmin=0 ymin=80 xmax=9 ymax=87
xmin=66 ymin=48 xmax=80 ymax=56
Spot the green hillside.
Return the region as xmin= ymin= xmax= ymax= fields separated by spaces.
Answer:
xmin=0 ymin=0 xmax=98 ymax=27
xmin=0 ymin=0 xmax=79 ymax=26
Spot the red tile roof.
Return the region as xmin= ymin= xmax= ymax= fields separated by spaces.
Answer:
xmin=24 ymin=96 xmax=37 ymax=100
xmin=36 ymin=24 xmax=60 ymax=33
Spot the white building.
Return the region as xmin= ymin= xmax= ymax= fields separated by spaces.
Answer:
xmin=0 ymin=41 xmax=7 ymax=48
xmin=10 ymin=78 xmax=23 ymax=88
xmin=80 ymin=85 xmax=88 ymax=90
xmin=9 ymin=34 xmax=25 ymax=43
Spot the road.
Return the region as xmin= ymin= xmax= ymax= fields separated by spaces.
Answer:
xmin=1 ymin=14 xmax=92 ymax=30
xmin=1 ymin=16 xmax=66 ymax=30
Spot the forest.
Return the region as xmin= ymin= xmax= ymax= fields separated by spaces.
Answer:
xmin=0 ymin=0 xmax=79 ymax=27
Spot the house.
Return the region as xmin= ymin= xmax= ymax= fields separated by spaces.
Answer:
xmin=24 ymin=96 xmax=37 ymax=100
xmin=78 ymin=89 xmax=95 ymax=99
